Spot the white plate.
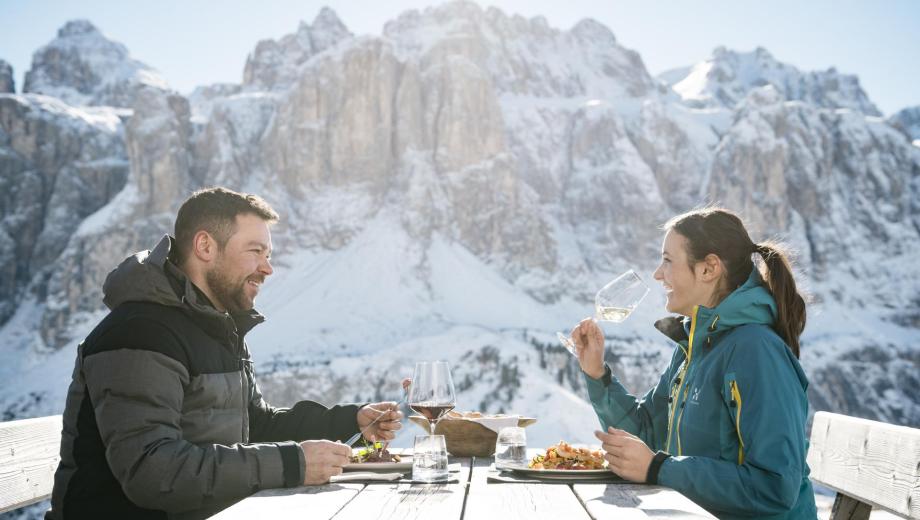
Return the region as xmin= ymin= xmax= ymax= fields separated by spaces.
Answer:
xmin=343 ymin=455 xmax=412 ymax=472
xmin=498 ymin=464 xmax=617 ymax=480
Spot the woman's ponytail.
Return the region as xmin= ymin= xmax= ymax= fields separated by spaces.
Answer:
xmin=755 ymin=241 xmax=806 ymax=358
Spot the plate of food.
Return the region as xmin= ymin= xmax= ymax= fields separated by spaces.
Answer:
xmin=498 ymin=441 xmax=616 ymax=480
xmin=343 ymin=442 xmax=412 ymax=472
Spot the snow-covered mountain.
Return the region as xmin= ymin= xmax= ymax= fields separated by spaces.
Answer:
xmin=1 ymin=0 xmax=918 ymax=451
xmin=659 ymin=46 xmax=881 ymax=116
xmin=22 ymin=20 xmax=169 ymax=107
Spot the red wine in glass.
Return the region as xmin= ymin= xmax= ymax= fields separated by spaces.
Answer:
xmin=408 ymin=361 xmax=456 ymax=434
xmin=409 ymin=403 xmax=456 ymax=423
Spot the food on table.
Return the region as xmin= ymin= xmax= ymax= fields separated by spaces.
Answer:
xmin=528 ymin=441 xmax=606 ymax=470
xmin=350 ymin=442 xmax=401 ymax=464
xmin=444 ymin=410 xmax=483 ymax=419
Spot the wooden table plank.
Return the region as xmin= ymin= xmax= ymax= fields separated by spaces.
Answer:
xmin=209 ymin=483 xmax=364 ymax=520
xmin=463 ymin=457 xmax=592 ymax=520
xmin=330 ymin=457 xmax=473 ymax=520
xmin=573 ymin=484 xmax=715 ymax=519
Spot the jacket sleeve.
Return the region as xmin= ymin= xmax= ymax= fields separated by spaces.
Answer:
xmin=83 ymin=344 xmax=302 ymax=514
xmin=246 ymin=363 xmax=361 ymax=443
xmin=583 ymin=347 xmax=683 ymax=450
xmin=657 ymin=334 xmax=809 ymax=516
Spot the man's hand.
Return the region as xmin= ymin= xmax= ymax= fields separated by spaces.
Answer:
xmin=573 ymin=318 xmax=606 ymax=379
xmin=357 ymin=402 xmax=404 ymax=442
xmin=300 ymin=440 xmax=351 ymax=485
xmin=594 ymin=427 xmax=655 ymax=482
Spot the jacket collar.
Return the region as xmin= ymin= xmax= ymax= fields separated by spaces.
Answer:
xmin=105 ymin=235 xmax=266 ymax=340
xmin=654 ymin=267 xmax=776 ymax=346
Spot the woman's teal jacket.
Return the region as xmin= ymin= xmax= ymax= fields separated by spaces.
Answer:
xmin=585 ymin=268 xmax=817 ymax=519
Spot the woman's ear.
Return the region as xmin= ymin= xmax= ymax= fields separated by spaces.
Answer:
xmin=700 ymin=253 xmax=723 ymax=282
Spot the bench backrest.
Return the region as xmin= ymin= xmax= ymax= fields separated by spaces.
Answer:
xmin=807 ymin=411 xmax=920 ymax=519
xmin=0 ymin=415 xmax=62 ymax=513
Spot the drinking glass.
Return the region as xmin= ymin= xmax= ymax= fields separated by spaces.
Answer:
xmin=412 ymin=434 xmax=449 ymax=482
xmin=408 ymin=361 xmax=456 ymax=434
xmin=557 ymin=269 xmax=650 ymax=356
xmin=494 ymin=426 xmax=527 ymax=468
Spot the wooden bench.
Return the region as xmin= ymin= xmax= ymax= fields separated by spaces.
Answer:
xmin=807 ymin=411 xmax=920 ymax=519
xmin=0 ymin=415 xmax=62 ymax=514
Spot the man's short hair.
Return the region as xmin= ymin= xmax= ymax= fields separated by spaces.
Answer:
xmin=173 ymin=187 xmax=279 ymax=264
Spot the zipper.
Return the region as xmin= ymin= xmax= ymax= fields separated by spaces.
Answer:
xmin=239 ymin=358 xmax=247 ymax=441
xmin=729 ymin=379 xmax=745 ymax=464
xmin=667 ymin=305 xmax=698 ymax=454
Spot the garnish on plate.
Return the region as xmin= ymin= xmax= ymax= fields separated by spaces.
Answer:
xmin=528 ymin=441 xmax=606 ymax=470
xmin=350 ymin=441 xmax=401 ymax=464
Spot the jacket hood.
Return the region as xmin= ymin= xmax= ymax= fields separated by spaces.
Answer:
xmin=702 ymin=267 xmax=777 ymax=332
xmin=102 ymin=235 xmax=186 ymax=310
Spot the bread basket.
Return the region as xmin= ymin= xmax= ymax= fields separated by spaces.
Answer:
xmin=408 ymin=414 xmax=537 ymax=457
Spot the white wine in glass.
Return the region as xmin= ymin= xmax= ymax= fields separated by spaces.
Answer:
xmin=557 ymin=269 xmax=650 ymax=355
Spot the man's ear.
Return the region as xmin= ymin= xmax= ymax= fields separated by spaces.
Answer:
xmin=192 ymin=230 xmax=217 ymax=262
xmin=699 ymin=253 xmax=723 ymax=282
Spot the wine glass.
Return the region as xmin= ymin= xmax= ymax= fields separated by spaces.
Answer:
xmin=407 ymin=361 xmax=457 ymax=435
xmin=557 ymin=269 xmax=650 ymax=355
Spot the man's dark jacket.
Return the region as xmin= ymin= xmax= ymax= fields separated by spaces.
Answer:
xmin=47 ymin=235 xmax=361 ymax=519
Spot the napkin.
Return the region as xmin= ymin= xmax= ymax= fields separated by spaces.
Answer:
xmin=469 ymin=415 xmax=521 ymax=433
xmin=330 ymin=472 xmax=403 ymax=483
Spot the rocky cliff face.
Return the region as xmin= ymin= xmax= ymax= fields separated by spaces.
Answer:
xmin=890 ymin=106 xmax=920 ymax=142
xmin=0 ymin=1 xmax=918 ymax=431
xmin=0 ymin=94 xmax=128 ymax=325
xmin=242 ymin=7 xmax=352 ymax=91
xmin=0 ymin=60 xmax=14 ymax=93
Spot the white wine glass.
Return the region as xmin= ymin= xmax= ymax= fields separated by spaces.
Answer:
xmin=407 ymin=361 xmax=456 ymax=435
xmin=557 ymin=269 xmax=650 ymax=356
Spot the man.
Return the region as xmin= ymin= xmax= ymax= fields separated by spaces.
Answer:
xmin=47 ymin=187 xmax=402 ymax=519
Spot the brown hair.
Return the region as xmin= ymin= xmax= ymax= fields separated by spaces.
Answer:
xmin=173 ymin=187 xmax=279 ymax=265
xmin=664 ymin=207 xmax=806 ymax=358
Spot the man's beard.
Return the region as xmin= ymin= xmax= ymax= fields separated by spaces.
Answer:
xmin=205 ymin=260 xmax=260 ymax=313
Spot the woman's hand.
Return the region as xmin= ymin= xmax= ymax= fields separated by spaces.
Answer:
xmin=595 ymin=427 xmax=655 ymax=482
xmin=572 ymin=318 xmax=605 ymax=379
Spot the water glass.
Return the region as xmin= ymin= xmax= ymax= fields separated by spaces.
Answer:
xmin=412 ymin=434 xmax=449 ymax=482
xmin=494 ymin=426 xmax=527 ymax=468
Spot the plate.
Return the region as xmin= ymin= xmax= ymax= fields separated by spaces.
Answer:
xmin=497 ymin=464 xmax=617 ymax=480
xmin=343 ymin=455 xmax=412 ymax=472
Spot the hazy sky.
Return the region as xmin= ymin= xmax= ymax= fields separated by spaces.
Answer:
xmin=1 ymin=0 xmax=917 ymax=115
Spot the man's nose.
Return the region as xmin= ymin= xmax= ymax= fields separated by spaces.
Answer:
xmin=260 ymin=257 xmax=273 ymax=276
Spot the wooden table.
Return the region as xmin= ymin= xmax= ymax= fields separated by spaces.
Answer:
xmin=211 ymin=457 xmax=715 ymax=519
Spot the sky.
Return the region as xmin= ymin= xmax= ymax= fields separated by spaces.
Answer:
xmin=1 ymin=0 xmax=918 ymax=116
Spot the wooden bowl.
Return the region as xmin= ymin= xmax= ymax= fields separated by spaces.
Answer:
xmin=408 ymin=416 xmax=537 ymax=457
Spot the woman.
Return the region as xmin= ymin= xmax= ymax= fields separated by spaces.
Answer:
xmin=572 ymin=208 xmax=817 ymax=519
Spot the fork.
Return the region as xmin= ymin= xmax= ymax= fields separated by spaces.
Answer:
xmin=343 ymin=394 xmax=408 ymax=447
